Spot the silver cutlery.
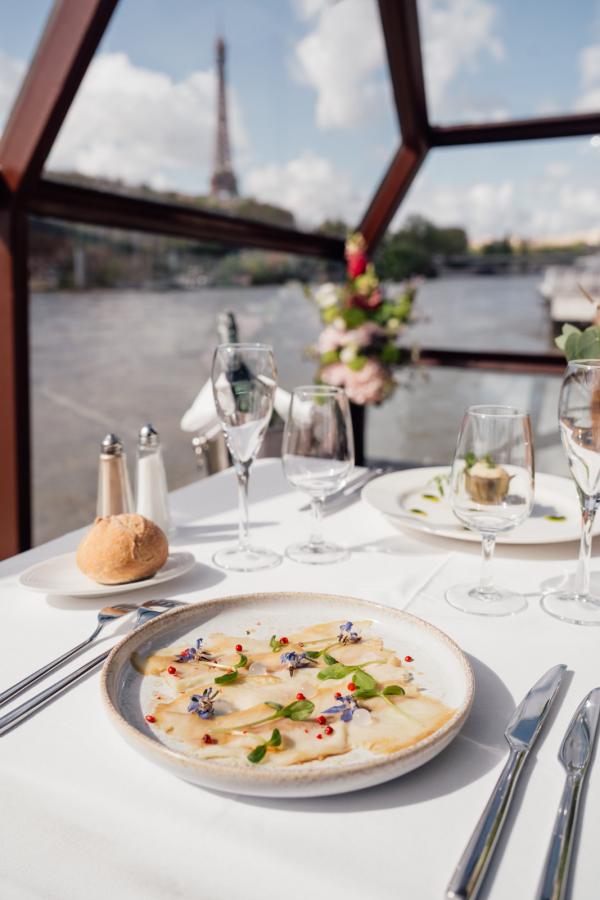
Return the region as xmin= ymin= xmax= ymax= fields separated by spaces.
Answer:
xmin=446 ymin=663 xmax=567 ymax=900
xmin=536 ymin=687 xmax=600 ymax=900
xmin=0 ymin=599 xmax=184 ymax=736
xmin=299 ymin=467 xmax=386 ymax=513
xmin=0 ymin=602 xmax=139 ymax=709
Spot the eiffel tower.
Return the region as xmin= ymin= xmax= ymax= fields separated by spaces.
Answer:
xmin=210 ymin=37 xmax=238 ymax=200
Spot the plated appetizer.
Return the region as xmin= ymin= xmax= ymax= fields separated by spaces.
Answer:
xmin=133 ymin=619 xmax=455 ymax=766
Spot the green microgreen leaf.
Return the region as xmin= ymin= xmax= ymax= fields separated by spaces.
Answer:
xmin=280 ymin=699 xmax=314 ymax=720
xmin=305 ymin=651 xmax=320 ymax=659
xmin=464 ymin=451 xmax=476 ymax=469
xmin=268 ymin=728 xmax=282 ymax=747
xmin=270 ymin=635 xmax=283 ymax=652
xmin=409 ymin=508 xmax=427 ymax=516
xmin=265 ymin=701 xmax=283 ymax=711
xmin=352 ymin=668 xmax=376 ymax=691
xmin=421 ymin=493 xmax=440 ymax=502
xmin=323 ymin=653 xmax=338 ymax=665
xmin=382 ymin=684 xmax=406 ymax=696
xmin=214 ymin=669 xmax=238 ymax=685
xmin=235 ymin=653 xmax=248 ymax=669
xmin=317 ymin=662 xmax=354 ymax=681
xmin=353 ymin=688 xmax=379 ymax=700
xmin=544 ymin=515 xmax=566 ymax=522
xmin=247 ymin=744 xmax=267 ymax=764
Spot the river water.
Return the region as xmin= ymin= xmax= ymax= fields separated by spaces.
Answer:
xmin=30 ymin=273 xmax=567 ymax=544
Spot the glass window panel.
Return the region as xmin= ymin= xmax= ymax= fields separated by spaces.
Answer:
xmin=418 ymin=0 xmax=600 ymax=124
xmin=367 ymin=370 xmax=566 ymax=477
xmin=29 ymin=218 xmax=342 ymax=543
xmin=46 ymin=0 xmax=399 ymax=233
xmin=0 ymin=0 xmax=55 ymax=135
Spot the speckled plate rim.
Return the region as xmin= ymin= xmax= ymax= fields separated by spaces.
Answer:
xmin=101 ymin=592 xmax=474 ymax=795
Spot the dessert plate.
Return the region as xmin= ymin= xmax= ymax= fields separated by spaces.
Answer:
xmin=101 ymin=592 xmax=474 ymax=798
xmin=362 ymin=467 xmax=594 ymax=545
xmin=18 ymin=551 xmax=196 ymax=597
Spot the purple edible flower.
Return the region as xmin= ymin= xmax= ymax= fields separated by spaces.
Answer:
xmin=323 ymin=694 xmax=360 ymax=722
xmin=176 ymin=638 xmax=214 ymax=664
xmin=187 ymin=687 xmax=220 ymax=719
xmin=280 ymin=650 xmax=317 ymax=677
xmin=338 ymin=621 xmax=361 ymax=644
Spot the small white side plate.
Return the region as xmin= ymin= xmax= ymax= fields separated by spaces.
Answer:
xmin=363 ymin=467 xmax=593 ymax=545
xmin=18 ymin=551 xmax=197 ymax=597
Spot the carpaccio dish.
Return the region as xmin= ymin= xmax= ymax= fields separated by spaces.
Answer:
xmin=133 ymin=619 xmax=455 ymax=766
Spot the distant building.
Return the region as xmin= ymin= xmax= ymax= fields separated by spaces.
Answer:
xmin=210 ymin=37 xmax=238 ymax=200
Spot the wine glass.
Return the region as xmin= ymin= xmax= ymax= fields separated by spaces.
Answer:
xmin=542 ymin=359 xmax=600 ymax=624
xmin=446 ymin=405 xmax=534 ymax=615
xmin=282 ymin=385 xmax=354 ymax=564
xmin=211 ymin=343 xmax=281 ymax=571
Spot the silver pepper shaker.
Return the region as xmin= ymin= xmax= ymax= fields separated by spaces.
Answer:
xmin=136 ymin=424 xmax=172 ymax=536
xmin=96 ymin=433 xmax=134 ymax=517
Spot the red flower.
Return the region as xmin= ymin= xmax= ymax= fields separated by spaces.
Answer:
xmin=352 ymin=288 xmax=382 ymax=310
xmin=346 ymin=251 xmax=368 ymax=279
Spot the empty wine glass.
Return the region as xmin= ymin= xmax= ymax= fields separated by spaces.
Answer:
xmin=211 ymin=343 xmax=281 ymax=571
xmin=282 ymin=385 xmax=354 ymax=564
xmin=542 ymin=359 xmax=600 ymax=624
xmin=446 ymin=405 xmax=534 ymax=615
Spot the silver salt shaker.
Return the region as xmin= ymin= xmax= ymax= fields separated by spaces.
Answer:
xmin=96 ymin=433 xmax=134 ymax=517
xmin=136 ymin=424 xmax=172 ymax=536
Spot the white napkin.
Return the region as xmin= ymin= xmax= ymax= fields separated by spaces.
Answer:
xmin=181 ymin=378 xmax=291 ymax=433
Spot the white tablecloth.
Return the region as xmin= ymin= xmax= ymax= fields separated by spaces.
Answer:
xmin=0 ymin=459 xmax=598 ymax=899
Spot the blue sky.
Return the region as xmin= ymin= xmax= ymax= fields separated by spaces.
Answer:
xmin=2 ymin=0 xmax=600 ymax=243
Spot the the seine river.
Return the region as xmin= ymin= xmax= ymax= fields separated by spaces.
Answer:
xmin=30 ymin=273 xmax=567 ymax=543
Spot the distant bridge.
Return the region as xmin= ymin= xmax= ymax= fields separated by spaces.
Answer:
xmin=435 ymin=251 xmax=583 ymax=276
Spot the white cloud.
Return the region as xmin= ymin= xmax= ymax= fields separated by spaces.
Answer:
xmin=576 ymin=43 xmax=600 ymax=112
xmin=292 ymin=0 xmax=388 ymax=129
xmin=245 ymin=152 xmax=364 ymax=227
xmin=292 ymin=0 xmax=505 ymax=131
xmin=46 ymin=52 xmax=247 ymax=192
xmin=0 ymin=50 xmax=25 ymax=130
xmin=419 ymin=0 xmax=505 ymax=117
xmin=544 ymin=162 xmax=571 ymax=178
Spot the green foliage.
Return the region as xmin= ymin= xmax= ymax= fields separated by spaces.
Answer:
xmin=375 ymin=214 xmax=468 ymax=281
xmin=555 ymin=324 xmax=600 ymax=361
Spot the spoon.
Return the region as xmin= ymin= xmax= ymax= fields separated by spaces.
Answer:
xmin=0 ymin=602 xmax=139 ymax=709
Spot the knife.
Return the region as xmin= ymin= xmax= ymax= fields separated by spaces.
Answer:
xmin=446 ymin=663 xmax=567 ymax=900
xmin=298 ymin=467 xmax=386 ymax=513
xmin=536 ymin=687 xmax=600 ymax=900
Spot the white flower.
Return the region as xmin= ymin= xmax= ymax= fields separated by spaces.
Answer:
xmin=333 ymin=317 xmax=347 ymax=332
xmin=387 ymin=317 xmax=400 ymax=333
xmin=315 ymin=283 xmax=339 ymax=309
xmin=340 ymin=344 xmax=358 ymax=364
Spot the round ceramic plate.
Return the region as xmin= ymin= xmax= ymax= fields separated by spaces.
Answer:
xmin=18 ymin=551 xmax=196 ymax=597
xmin=362 ymin=467 xmax=594 ymax=545
xmin=101 ymin=592 xmax=474 ymax=798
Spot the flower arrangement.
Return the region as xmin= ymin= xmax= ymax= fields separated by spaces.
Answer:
xmin=309 ymin=232 xmax=418 ymax=406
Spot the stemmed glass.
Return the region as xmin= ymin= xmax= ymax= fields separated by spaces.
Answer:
xmin=211 ymin=343 xmax=281 ymax=571
xmin=542 ymin=360 xmax=600 ymax=624
xmin=282 ymin=385 xmax=354 ymax=564
xmin=446 ymin=405 xmax=535 ymax=616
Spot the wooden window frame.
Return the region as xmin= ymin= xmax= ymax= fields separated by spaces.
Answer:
xmin=0 ymin=0 xmax=594 ymax=554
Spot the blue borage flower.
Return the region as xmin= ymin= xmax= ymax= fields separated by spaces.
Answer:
xmin=338 ymin=621 xmax=361 ymax=644
xmin=187 ymin=687 xmax=220 ymax=719
xmin=280 ymin=650 xmax=318 ymax=677
xmin=323 ymin=694 xmax=360 ymax=722
xmin=176 ymin=638 xmax=214 ymax=664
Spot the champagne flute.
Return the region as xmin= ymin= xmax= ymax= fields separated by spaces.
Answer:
xmin=542 ymin=359 xmax=600 ymax=624
xmin=446 ymin=405 xmax=534 ymax=615
xmin=282 ymin=385 xmax=354 ymax=564
xmin=211 ymin=343 xmax=281 ymax=571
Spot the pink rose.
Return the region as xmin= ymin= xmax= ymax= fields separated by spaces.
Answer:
xmin=321 ymin=359 xmax=392 ymax=406
xmin=317 ymin=325 xmax=345 ymax=354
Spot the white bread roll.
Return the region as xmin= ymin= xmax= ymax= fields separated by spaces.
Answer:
xmin=76 ymin=514 xmax=168 ymax=584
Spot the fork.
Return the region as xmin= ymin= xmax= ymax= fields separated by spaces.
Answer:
xmin=0 ymin=602 xmax=139 ymax=709
xmin=0 ymin=599 xmax=184 ymax=736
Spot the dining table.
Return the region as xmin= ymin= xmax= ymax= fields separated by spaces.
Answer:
xmin=1 ymin=457 xmax=599 ymax=900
